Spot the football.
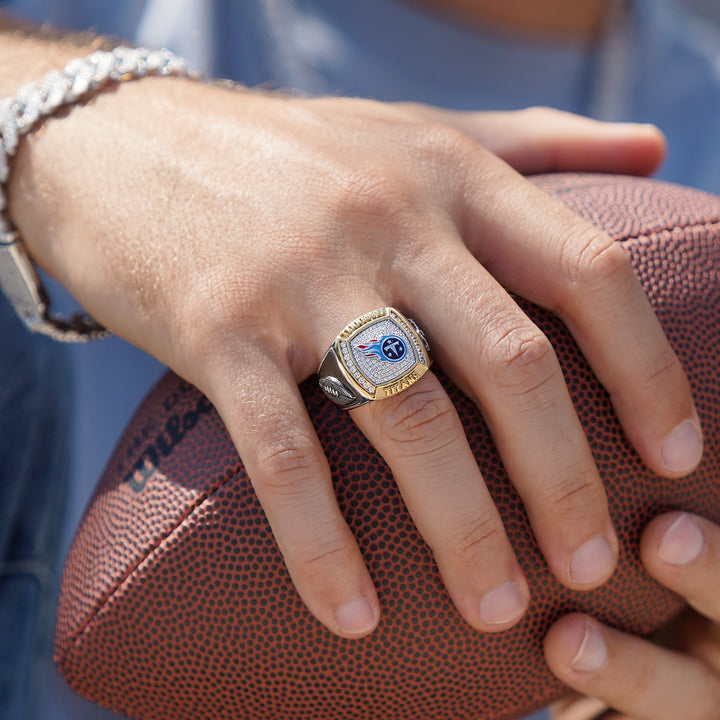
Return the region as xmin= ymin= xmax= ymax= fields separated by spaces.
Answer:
xmin=55 ymin=173 xmax=720 ymax=720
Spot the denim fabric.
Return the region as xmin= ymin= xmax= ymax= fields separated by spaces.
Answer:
xmin=0 ymin=293 xmax=72 ymax=720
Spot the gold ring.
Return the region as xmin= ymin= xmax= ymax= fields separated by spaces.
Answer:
xmin=318 ymin=307 xmax=432 ymax=409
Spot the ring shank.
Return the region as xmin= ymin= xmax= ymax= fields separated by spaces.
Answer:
xmin=318 ymin=347 xmax=372 ymax=409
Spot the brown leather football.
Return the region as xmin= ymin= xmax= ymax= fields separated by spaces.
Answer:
xmin=55 ymin=174 xmax=720 ymax=720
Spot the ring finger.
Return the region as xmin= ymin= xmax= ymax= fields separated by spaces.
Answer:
xmin=316 ymin=301 xmax=529 ymax=631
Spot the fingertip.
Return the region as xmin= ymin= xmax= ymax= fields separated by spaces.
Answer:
xmin=633 ymin=121 xmax=667 ymax=159
xmin=565 ymin=531 xmax=618 ymax=590
xmin=544 ymin=614 xmax=607 ymax=678
xmin=605 ymin=340 xmax=701 ymax=482
xmin=641 ymin=511 xmax=706 ymax=572
xmin=608 ymin=122 xmax=667 ymax=176
xmin=630 ymin=407 xmax=703 ymax=481
xmin=448 ymin=562 xmax=531 ymax=633
xmin=646 ymin=123 xmax=668 ymax=162
xmin=639 ymin=122 xmax=667 ymax=150
xmin=475 ymin=578 xmax=530 ymax=632
xmin=334 ymin=594 xmax=381 ymax=638
xmin=660 ymin=416 xmax=704 ymax=477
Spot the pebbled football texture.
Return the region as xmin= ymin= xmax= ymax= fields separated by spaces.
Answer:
xmin=56 ymin=174 xmax=720 ymax=720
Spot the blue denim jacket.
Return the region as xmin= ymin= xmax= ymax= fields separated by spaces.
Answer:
xmin=0 ymin=294 xmax=72 ymax=720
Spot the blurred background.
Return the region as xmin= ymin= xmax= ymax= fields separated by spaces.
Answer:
xmin=685 ymin=0 xmax=720 ymax=25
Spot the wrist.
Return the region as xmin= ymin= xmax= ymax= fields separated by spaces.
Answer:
xmin=1 ymin=43 xmax=189 ymax=339
xmin=11 ymin=73 xmax=196 ymax=269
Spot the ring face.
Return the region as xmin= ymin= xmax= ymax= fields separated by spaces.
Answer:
xmin=319 ymin=308 xmax=431 ymax=409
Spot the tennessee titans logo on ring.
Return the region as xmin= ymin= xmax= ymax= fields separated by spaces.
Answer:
xmin=318 ymin=307 xmax=431 ymax=409
xmin=357 ymin=335 xmax=407 ymax=362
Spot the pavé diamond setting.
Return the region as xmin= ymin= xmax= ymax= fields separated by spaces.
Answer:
xmin=318 ymin=307 xmax=431 ymax=409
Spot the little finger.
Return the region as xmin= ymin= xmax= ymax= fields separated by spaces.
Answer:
xmin=205 ymin=343 xmax=380 ymax=639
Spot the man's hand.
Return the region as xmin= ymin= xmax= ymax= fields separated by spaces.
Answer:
xmin=5 ymin=58 xmax=700 ymax=638
xmin=547 ymin=511 xmax=720 ymax=720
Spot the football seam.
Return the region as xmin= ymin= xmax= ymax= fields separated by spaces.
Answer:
xmin=58 ymin=461 xmax=244 ymax=666
xmin=58 ymin=214 xmax=720 ymax=664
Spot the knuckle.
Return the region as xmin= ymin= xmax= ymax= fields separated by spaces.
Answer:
xmin=362 ymin=120 xmax=478 ymax=197
xmin=332 ymin=165 xmax=418 ymax=227
xmin=252 ymin=433 xmax=322 ymax=497
xmin=295 ymin=535 xmax=356 ymax=574
xmin=407 ymin=122 xmax=480 ymax=185
xmin=411 ymin=121 xmax=476 ymax=159
xmin=635 ymin=346 xmax=683 ymax=395
xmin=177 ymin=273 xmax=265 ymax=356
xmin=516 ymin=106 xmax=562 ymax=124
xmin=446 ymin=514 xmax=506 ymax=563
xmin=482 ymin=324 xmax=558 ymax=396
xmin=377 ymin=384 xmax=457 ymax=450
xmin=539 ymin=464 xmax=605 ymax=519
xmin=562 ymin=229 xmax=632 ymax=291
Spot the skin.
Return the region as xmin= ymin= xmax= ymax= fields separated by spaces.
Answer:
xmin=2 ymin=4 xmax=715 ymax=717
xmin=547 ymin=513 xmax=720 ymax=720
xmin=415 ymin=0 xmax=612 ymax=40
xmin=0 ymin=3 xmax=702 ymax=654
xmin=420 ymin=4 xmax=720 ymax=717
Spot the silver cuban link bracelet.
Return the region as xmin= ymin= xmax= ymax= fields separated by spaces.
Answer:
xmin=0 ymin=45 xmax=190 ymax=342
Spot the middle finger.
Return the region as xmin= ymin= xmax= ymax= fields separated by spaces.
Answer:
xmin=404 ymin=239 xmax=618 ymax=590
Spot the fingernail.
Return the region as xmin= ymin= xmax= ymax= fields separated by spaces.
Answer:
xmin=569 ymin=535 xmax=614 ymax=585
xmin=335 ymin=596 xmax=377 ymax=636
xmin=658 ymin=513 xmax=704 ymax=566
xmin=571 ymin=621 xmax=608 ymax=673
xmin=479 ymin=581 xmax=526 ymax=625
xmin=661 ymin=419 xmax=703 ymax=473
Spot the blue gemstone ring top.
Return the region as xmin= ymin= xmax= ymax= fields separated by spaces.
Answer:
xmin=318 ymin=307 xmax=432 ymax=409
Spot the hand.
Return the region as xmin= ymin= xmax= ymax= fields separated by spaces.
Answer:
xmin=547 ymin=512 xmax=720 ymax=720
xmin=10 ymin=75 xmax=700 ymax=638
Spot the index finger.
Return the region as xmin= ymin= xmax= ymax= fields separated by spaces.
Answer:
xmin=459 ymin=156 xmax=702 ymax=478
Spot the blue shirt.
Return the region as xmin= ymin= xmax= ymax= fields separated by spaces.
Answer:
xmin=5 ymin=0 xmax=720 ymax=191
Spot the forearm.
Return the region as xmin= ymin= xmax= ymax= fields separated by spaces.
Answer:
xmin=0 ymin=15 xmax=201 ymax=323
